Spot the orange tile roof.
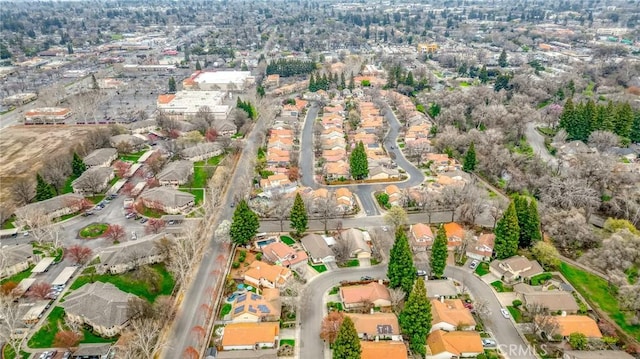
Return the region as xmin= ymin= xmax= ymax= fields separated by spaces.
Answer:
xmin=157 ymin=94 xmax=176 ymax=104
xmin=411 ymin=223 xmax=433 ymax=239
xmin=294 ymin=98 xmax=308 ymax=112
xmin=336 ymin=188 xmax=352 ymax=199
xmin=261 ymin=242 xmax=308 ymax=267
xmin=340 ymin=282 xmax=391 ymax=305
xmin=444 ymin=222 xmax=465 ymax=240
xmin=385 ymin=185 xmax=400 ymax=195
xmin=554 ymin=315 xmax=603 ymax=338
xmin=324 ymin=161 xmax=349 ymax=175
xmin=431 ymin=299 xmax=476 ymax=328
xmin=313 ymin=188 xmax=329 ymax=198
xmin=425 ymin=153 xmax=450 ymax=163
xmin=361 ymin=341 xmax=408 ymax=359
xmin=322 ymin=149 xmax=346 ymax=157
xmin=221 ymin=322 xmax=280 ymax=347
xmin=244 ymin=261 xmax=291 ymax=286
xmin=427 ymin=330 xmax=484 ymax=356
xmin=346 ymin=313 xmax=400 ymax=336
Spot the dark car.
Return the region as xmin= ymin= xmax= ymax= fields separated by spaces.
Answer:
xmin=360 ymin=276 xmax=374 ymax=281
xmin=140 ymin=218 xmax=148 ymax=224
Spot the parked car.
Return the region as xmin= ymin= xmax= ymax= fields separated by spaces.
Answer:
xmin=500 ymin=308 xmax=511 ymax=319
xmin=416 ymin=270 xmax=428 ymax=276
xmin=482 ymin=339 xmax=497 ymax=347
xmin=140 ymin=218 xmax=148 ymax=224
xmin=469 ymin=260 xmax=479 ymax=270
xmin=168 ymin=220 xmax=176 ymax=225
xmin=360 ymin=276 xmax=373 ymax=281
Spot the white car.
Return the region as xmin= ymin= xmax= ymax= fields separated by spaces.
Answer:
xmin=469 ymin=260 xmax=479 ymax=270
xmin=500 ymin=308 xmax=511 ymax=319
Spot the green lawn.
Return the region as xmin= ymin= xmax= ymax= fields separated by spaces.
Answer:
xmin=281 ymin=236 xmax=295 ymax=245
xmin=329 ymin=287 xmax=339 ymax=295
xmin=28 ymin=307 xmax=65 ymax=348
xmin=190 ymin=165 xmax=210 ymax=188
xmin=530 ymin=272 xmax=553 ymax=286
xmin=475 ymin=262 xmax=490 ymax=276
xmin=459 ymin=81 xmax=471 ymax=87
xmin=79 ymin=223 xmax=109 ymax=238
xmin=194 ymin=153 xmax=225 ymax=167
xmin=507 ymin=306 xmax=524 ymax=323
xmin=0 ymin=266 xmax=33 ymax=285
xmin=140 ymin=205 xmax=166 ymax=218
xmin=220 ymin=303 xmax=232 ymax=318
xmin=560 ymin=262 xmax=640 ymax=339
xmin=1 ymin=216 xmax=16 ymax=229
xmin=490 ymin=280 xmax=512 ymax=292
xmin=279 ymin=339 xmax=295 ymax=347
xmin=87 ymin=195 xmax=106 ymax=204
xmin=311 ymin=263 xmax=327 ymax=273
xmin=69 ymin=264 xmax=175 ymax=302
xmin=119 ymin=150 xmax=147 ymax=162
xmin=327 ymin=302 xmax=344 ymax=311
xmin=341 ymin=259 xmax=360 ymax=268
xmin=62 ymin=175 xmax=79 ymax=194
xmin=180 ymin=188 xmax=204 ymax=205
xmin=2 ymin=345 xmax=30 ymax=359
xmin=81 ymin=328 xmax=118 ymax=344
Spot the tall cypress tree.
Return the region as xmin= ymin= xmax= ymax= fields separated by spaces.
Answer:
xmin=290 ymin=193 xmax=308 ymax=236
xmin=332 ymin=316 xmax=361 ymax=359
xmin=615 ymin=102 xmax=634 ymax=139
xmin=168 ymin=76 xmax=177 ymax=93
xmin=399 ymin=279 xmax=432 ymax=358
xmin=387 ymin=229 xmax=416 ymax=295
xmin=528 ymin=198 xmax=542 ymax=244
xmin=514 ymin=195 xmax=530 ymax=248
xmin=630 ymin=112 xmax=640 ymax=144
xmin=348 ymin=72 xmax=355 ymax=90
xmin=35 ymin=174 xmax=55 ymax=201
xmin=229 ymin=200 xmax=259 ymax=245
xmin=71 ymin=152 xmax=87 ymax=178
xmin=462 ymin=142 xmax=476 ymax=172
xmin=349 ymin=141 xmax=369 ymax=180
xmin=309 ymin=73 xmax=316 ymax=92
xmin=559 ymin=98 xmax=576 ymax=139
xmin=498 ymin=49 xmax=508 ymax=67
xmin=494 ymin=201 xmax=520 ymax=259
xmin=430 ymin=225 xmax=448 ymax=278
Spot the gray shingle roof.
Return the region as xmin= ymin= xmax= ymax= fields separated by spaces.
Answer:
xmin=61 ymin=282 xmax=135 ymax=329
xmin=15 ymin=193 xmax=85 ymax=217
xmin=181 ymin=142 xmax=223 ymax=159
xmin=83 ymin=148 xmax=117 ymax=167
xmin=139 ymin=187 xmax=195 ymax=208
xmin=96 ymin=233 xmax=168 ymax=269
xmin=0 ymin=244 xmax=34 ymax=269
xmin=72 ymin=167 xmax=113 ymax=189
xmin=300 ymin=234 xmax=334 ymax=260
xmin=157 ymin=160 xmax=193 ymax=182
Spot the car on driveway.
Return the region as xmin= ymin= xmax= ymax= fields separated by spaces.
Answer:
xmin=469 ymin=260 xmax=479 ymax=270
xmin=482 ymin=339 xmax=497 ymax=347
xmin=360 ymin=276 xmax=373 ymax=281
xmin=416 ymin=270 xmax=427 ymax=276
xmin=500 ymin=308 xmax=511 ymax=319
xmin=140 ymin=218 xmax=148 ymax=224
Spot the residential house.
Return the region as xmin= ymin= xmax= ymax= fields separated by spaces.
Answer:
xmin=95 ymin=233 xmax=168 ymax=274
xmin=83 ymin=148 xmax=118 ymax=168
xmin=549 ymin=315 xmax=602 ymax=339
xmin=321 ymin=138 xmax=346 ymax=151
xmin=410 ymin=223 xmax=434 ymax=252
xmin=244 ymin=261 xmax=292 ymax=289
xmin=71 ymin=167 xmax=115 ymax=195
xmin=126 ymin=119 xmax=157 ymax=134
xmin=426 ymin=330 xmax=484 ymax=359
xmin=180 ymin=142 xmax=223 ymax=162
xmin=138 ymin=187 xmax=196 ymax=214
xmin=61 ymin=282 xmax=136 ymax=337
xmin=300 ymin=234 xmax=335 ymax=264
xmin=443 ymin=223 xmax=465 ymax=250
xmin=324 ymin=161 xmax=349 ymax=180
xmin=338 ymin=228 xmax=371 ymax=258
xmin=562 ymin=351 xmax=635 ymax=359
xmin=157 ymin=160 xmax=194 ymax=186
xmin=425 ymin=280 xmax=459 ymax=299
xmin=281 ymin=104 xmax=298 ymax=117
xmin=109 ymin=134 xmax=145 ymax=150
xmin=346 ymin=313 xmax=402 ymax=341
xmin=214 ymin=120 xmax=238 ymax=136
xmin=322 ymin=149 xmax=347 ymax=162
xmin=340 ymin=282 xmax=391 ymax=309
xmin=71 ymin=344 xmax=113 ymax=359
xmin=221 ymin=322 xmax=280 ymax=350
xmin=361 ymin=341 xmax=408 ymax=359
xmin=335 ymin=188 xmax=354 ymax=212
xmin=261 ymin=242 xmax=308 ymax=269
xmin=294 ymin=98 xmax=308 ymax=114
xmin=14 ymin=193 xmax=85 ymax=220
xmin=513 ymin=283 xmax=579 ymax=313
xmin=490 ymin=256 xmax=544 ymax=283
xmin=0 ymin=244 xmax=37 ymax=279
xmin=260 ymin=173 xmax=293 ymax=190
xmin=266 ymin=148 xmax=290 ymax=167
xmin=385 ymin=185 xmax=402 ymax=206
xmin=430 ymin=299 xmax=476 ymax=332
xmin=230 ymin=288 xmax=281 ymax=323
xmin=405 ymin=124 xmax=431 ymax=143
xmin=423 ymin=153 xmax=459 ymax=173
xmin=466 ymin=233 xmax=495 ymax=261
xmin=264 ymin=74 xmax=280 ymax=88
xmin=215 ymin=349 xmax=277 ymax=359
xmin=369 ymin=166 xmax=400 ymax=180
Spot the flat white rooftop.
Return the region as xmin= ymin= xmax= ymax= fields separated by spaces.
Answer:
xmin=193 ymin=71 xmax=252 ymax=85
xmin=52 ymin=266 xmax=77 ymax=286
xmin=32 ymin=257 xmax=55 ymax=273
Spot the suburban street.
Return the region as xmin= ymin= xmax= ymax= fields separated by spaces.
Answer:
xmin=161 ymin=112 xmax=270 ymax=358
xmin=298 ymin=101 xmax=425 ymax=216
xmin=524 ymin=122 xmax=559 ymax=169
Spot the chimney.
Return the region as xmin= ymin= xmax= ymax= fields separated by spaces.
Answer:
xmin=440 ymin=296 xmax=445 ymax=303
xmin=378 ymin=279 xmax=383 ymax=285
xmin=370 ymin=308 xmax=374 ymax=315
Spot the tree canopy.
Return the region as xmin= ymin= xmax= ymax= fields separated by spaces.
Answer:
xmin=266 ymin=59 xmax=316 ymax=77
xmin=559 ymin=98 xmax=638 ymax=142
xmin=430 ymin=225 xmax=448 ymax=277
xmin=332 ymin=316 xmax=361 ymax=359
xmin=399 ymin=278 xmax=432 ymax=357
xmin=387 ymin=229 xmax=416 ymax=296
xmin=290 ymin=193 xmax=308 ymax=236
xmin=349 ymin=141 xmax=368 ymax=180
xmin=462 ymin=142 xmax=476 ymax=172
xmin=494 ymin=201 xmax=520 ymax=259
xmin=71 ymin=152 xmax=87 ymax=178
xmin=230 ymin=199 xmax=259 ymax=245
xmin=35 ymin=173 xmax=55 ymax=201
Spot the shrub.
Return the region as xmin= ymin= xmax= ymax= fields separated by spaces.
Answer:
xmin=256 ymin=253 xmax=263 ymax=260
xmin=512 ymin=299 xmax=523 ymax=308
xmin=232 ymin=261 xmax=240 ymax=269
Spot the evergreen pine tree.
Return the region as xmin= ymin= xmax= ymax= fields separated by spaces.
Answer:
xmin=615 ymin=102 xmax=634 ymax=139
xmin=405 ymin=71 xmax=414 ymax=86
xmin=399 ymin=279 xmax=432 ymax=358
xmin=195 ymin=60 xmax=202 ymax=71
xmin=309 ymin=73 xmax=316 ymax=92
xmin=91 ymin=74 xmax=99 ymax=90
xmin=35 ymin=174 xmax=55 ymax=201
xmin=479 ymin=65 xmax=489 ymax=83
xmin=387 ymin=229 xmax=416 ymax=295
xmin=601 ymin=101 xmax=616 ymax=132
xmin=498 ymin=49 xmax=508 ymax=67
xmin=514 ymin=195 xmax=532 ymax=248
xmin=229 ymin=200 xmax=259 ymax=245
xmin=430 ymin=225 xmax=448 ymax=278
xmin=494 ymin=201 xmax=520 ymax=259
xmin=582 ymin=99 xmax=597 ymax=133
xmin=71 ymin=152 xmax=87 ymax=178
xmin=168 ymin=76 xmax=177 ymax=93
xmin=349 ymin=141 xmax=369 ymax=180
xmin=528 ymin=198 xmax=542 ymax=244
xmin=559 ymin=98 xmax=576 ymax=139
xmin=340 ymin=72 xmax=346 ymax=90
xmin=630 ymin=112 xmax=640 ymax=144
xmin=348 ymin=72 xmax=355 ymax=90
xmin=332 ymin=317 xmax=361 ymax=359
xmin=290 ymin=193 xmax=308 ymax=236
xmin=462 ymin=142 xmax=476 ymax=172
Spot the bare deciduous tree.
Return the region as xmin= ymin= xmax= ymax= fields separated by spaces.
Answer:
xmin=588 ymin=131 xmax=619 ymax=153
xmin=66 ymin=245 xmax=93 ymax=265
xmin=42 ymin=153 xmax=72 ymax=195
xmin=0 ymin=294 xmax=26 ymax=358
xmin=11 ymin=179 xmax=35 ymax=206
xmin=269 ymin=192 xmax=291 ymax=232
xmin=388 ymin=287 xmax=405 ymax=313
xmin=14 ymin=206 xmax=54 ymax=243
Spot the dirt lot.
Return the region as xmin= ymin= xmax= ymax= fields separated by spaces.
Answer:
xmin=0 ymin=125 xmax=106 ymax=206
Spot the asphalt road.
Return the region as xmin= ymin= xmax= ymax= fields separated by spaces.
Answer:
xmin=524 ymin=122 xmax=558 ymax=169
xmin=298 ymin=102 xmax=425 ymax=216
xmin=161 ymin=114 xmax=270 ymax=358
xmin=444 ymin=266 xmax=536 ymax=359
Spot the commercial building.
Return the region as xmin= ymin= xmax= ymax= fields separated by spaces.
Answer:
xmin=183 ymin=70 xmax=255 ymax=91
xmin=24 ymin=107 xmax=72 ymax=124
xmin=157 ymin=91 xmax=231 ymax=121
xmin=2 ymin=93 xmax=37 ymax=106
